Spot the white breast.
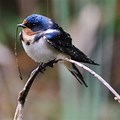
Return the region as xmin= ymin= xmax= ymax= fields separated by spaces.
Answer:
xmin=22 ymin=37 xmax=58 ymax=63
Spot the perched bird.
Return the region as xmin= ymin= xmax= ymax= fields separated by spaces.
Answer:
xmin=17 ymin=14 xmax=98 ymax=87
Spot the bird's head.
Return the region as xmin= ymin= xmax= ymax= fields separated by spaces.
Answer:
xmin=17 ymin=14 xmax=54 ymax=32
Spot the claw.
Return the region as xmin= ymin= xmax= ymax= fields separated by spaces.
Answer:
xmin=38 ymin=63 xmax=46 ymax=73
xmin=38 ymin=59 xmax=60 ymax=73
xmin=48 ymin=59 xmax=57 ymax=67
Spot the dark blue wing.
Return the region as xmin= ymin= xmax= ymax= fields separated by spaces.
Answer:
xmin=44 ymin=29 xmax=72 ymax=53
xmin=34 ymin=28 xmax=98 ymax=65
xmin=42 ymin=29 xmax=88 ymax=87
xmin=43 ymin=29 xmax=98 ymax=65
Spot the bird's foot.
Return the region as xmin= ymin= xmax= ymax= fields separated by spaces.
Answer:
xmin=38 ymin=63 xmax=46 ymax=73
xmin=48 ymin=59 xmax=60 ymax=67
xmin=38 ymin=59 xmax=61 ymax=73
xmin=48 ymin=59 xmax=56 ymax=67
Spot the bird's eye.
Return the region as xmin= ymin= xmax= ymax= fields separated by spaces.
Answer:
xmin=32 ymin=23 xmax=36 ymax=26
xmin=24 ymin=23 xmax=36 ymax=29
xmin=24 ymin=22 xmax=31 ymax=28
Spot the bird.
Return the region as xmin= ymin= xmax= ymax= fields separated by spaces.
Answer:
xmin=17 ymin=14 xmax=98 ymax=87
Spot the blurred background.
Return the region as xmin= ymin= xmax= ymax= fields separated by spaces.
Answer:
xmin=0 ymin=0 xmax=120 ymax=120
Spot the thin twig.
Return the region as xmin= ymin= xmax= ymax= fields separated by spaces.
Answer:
xmin=13 ymin=66 xmax=41 ymax=120
xmin=13 ymin=59 xmax=60 ymax=120
xmin=63 ymin=58 xmax=120 ymax=103
xmin=13 ymin=58 xmax=120 ymax=120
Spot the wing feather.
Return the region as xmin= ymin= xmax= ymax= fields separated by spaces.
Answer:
xmin=43 ymin=29 xmax=98 ymax=65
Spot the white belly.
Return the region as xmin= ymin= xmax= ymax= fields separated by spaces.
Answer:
xmin=22 ymin=37 xmax=58 ymax=63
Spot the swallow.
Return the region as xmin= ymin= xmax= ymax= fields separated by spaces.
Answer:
xmin=17 ymin=14 xmax=98 ymax=87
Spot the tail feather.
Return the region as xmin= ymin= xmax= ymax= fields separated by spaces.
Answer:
xmin=64 ymin=45 xmax=99 ymax=87
xmin=67 ymin=63 xmax=88 ymax=87
xmin=68 ymin=69 xmax=82 ymax=85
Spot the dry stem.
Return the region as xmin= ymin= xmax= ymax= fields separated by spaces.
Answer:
xmin=13 ymin=58 xmax=120 ymax=120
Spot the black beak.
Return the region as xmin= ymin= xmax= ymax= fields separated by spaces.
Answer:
xmin=17 ymin=24 xmax=26 ymax=28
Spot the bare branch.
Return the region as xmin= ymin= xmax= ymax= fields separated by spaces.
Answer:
xmin=62 ymin=58 xmax=120 ymax=103
xmin=13 ymin=58 xmax=120 ymax=120
xmin=13 ymin=59 xmax=60 ymax=120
